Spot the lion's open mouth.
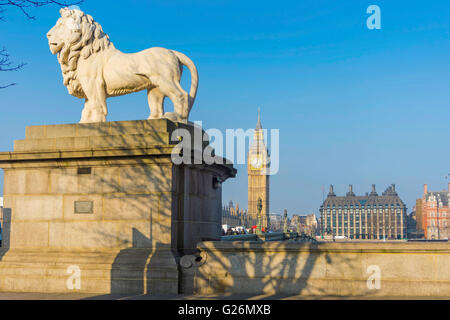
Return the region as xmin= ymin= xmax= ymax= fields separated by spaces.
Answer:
xmin=49 ymin=42 xmax=63 ymax=54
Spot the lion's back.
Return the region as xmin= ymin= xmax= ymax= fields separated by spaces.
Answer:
xmin=133 ymin=47 xmax=178 ymax=66
xmin=125 ymin=47 xmax=181 ymax=78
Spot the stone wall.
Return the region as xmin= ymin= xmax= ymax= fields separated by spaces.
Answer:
xmin=0 ymin=119 xmax=235 ymax=294
xmin=182 ymin=241 xmax=450 ymax=297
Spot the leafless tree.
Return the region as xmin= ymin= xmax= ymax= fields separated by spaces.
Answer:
xmin=0 ymin=0 xmax=83 ymax=89
xmin=0 ymin=48 xmax=25 ymax=89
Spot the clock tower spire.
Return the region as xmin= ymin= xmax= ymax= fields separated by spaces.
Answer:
xmin=248 ymin=109 xmax=270 ymax=231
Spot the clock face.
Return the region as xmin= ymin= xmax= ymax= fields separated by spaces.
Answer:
xmin=250 ymin=156 xmax=263 ymax=169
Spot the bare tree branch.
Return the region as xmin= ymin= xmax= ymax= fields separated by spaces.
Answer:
xmin=0 ymin=0 xmax=83 ymax=88
xmin=0 ymin=47 xmax=26 ymax=88
xmin=0 ymin=48 xmax=26 ymax=71
xmin=0 ymin=0 xmax=83 ymax=20
xmin=0 ymin=82 xmax=16 ymax=89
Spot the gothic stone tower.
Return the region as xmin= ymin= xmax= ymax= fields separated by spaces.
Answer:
xmin=248 ymin=110 xmax=270 ymax=230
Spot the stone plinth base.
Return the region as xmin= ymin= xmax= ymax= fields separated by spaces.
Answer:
xmin=0 ymin=119 xmax=235 ymax=294
xmin=0 ymin=248 xmax=177 ymax=294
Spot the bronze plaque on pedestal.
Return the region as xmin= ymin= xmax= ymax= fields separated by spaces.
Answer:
xmin=74 ymin=201 xmax=93 ymax=214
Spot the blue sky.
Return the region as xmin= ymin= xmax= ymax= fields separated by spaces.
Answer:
xmin=1 ymin=0 xmax=450 ymax=216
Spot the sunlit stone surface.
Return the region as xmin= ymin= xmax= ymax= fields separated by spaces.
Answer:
xmin=0 ymin=119 xmax=235 ymax=294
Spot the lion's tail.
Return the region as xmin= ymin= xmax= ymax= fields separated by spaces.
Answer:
xmin=172 ymin=50 xmax=198 ymax=111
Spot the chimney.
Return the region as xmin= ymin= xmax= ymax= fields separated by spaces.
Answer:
xmin=392 ymin=184 xmax=395 ymax=192
xmin=347 ymin=184 xmax=355 ymax=196
xmin=424 ymin=184 xmax=428 ymax=195
xmin=328 ymin=185 xmax=336 ymax=197
xmin=369 ymin=184 xmax=378 ymax=196
xmin=448 ymin=183 xmax=450 ymax=193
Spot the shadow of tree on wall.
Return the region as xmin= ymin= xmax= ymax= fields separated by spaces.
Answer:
xmin=188 ymin=240 xmax=376 ymax=298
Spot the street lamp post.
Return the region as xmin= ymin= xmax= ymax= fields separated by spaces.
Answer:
xmin=257 ymin=198 xmax=263 ymax=235
xmin=283 ymin=209 xmax=288 ymax=233
xmin=436 ymin=196 xmax=440 ymax=240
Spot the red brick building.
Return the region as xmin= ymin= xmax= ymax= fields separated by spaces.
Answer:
xmin=417 ymin=184 xmax=450 ymax=240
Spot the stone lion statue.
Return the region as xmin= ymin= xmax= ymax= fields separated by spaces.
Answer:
xmin=47 ymin=7 xmax=198 ymax=123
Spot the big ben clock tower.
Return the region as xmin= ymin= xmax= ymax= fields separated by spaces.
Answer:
xmin=248 ymin=109 xmax=270 ymax=230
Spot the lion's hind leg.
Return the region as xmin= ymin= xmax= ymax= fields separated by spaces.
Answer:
xmin=147 ymin=87 xmax=165 ymax=119
xmin=173 ymin=81 xmax=189 ymax=120
xmin=157 ymin=79 xmax=189 ymax=122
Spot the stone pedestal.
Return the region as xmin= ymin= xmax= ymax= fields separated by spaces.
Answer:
xmin=0 ymin=119 xmax=235 ymax=294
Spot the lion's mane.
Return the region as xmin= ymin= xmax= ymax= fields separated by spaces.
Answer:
xmin=57 ymin=9 xmax=112 ymax=97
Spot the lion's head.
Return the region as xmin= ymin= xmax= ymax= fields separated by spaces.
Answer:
xmin=47 ymin=8 xmax=112 ymax=97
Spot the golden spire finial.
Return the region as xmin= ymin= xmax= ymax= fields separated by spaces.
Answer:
xmin=256 ymin=107 xmax=262 ymax=130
